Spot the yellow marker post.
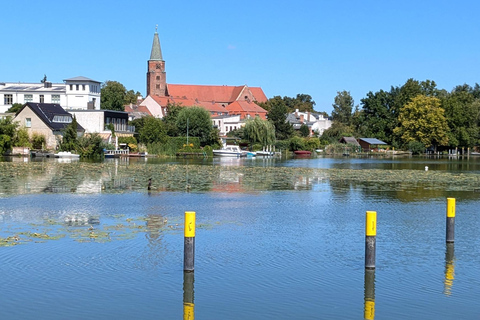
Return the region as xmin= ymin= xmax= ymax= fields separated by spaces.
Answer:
xmin=365 ymin=211 xmax=377 ymax=269
xmin=184 ymin=211 xmax=196 ymax=272
xmin=446 ymin=198 xmax=455 ymax=243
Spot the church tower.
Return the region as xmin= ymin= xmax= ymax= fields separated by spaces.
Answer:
xmin=147 ymin=26 xmax=167 ymax=97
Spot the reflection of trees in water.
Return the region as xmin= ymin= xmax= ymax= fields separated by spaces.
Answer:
xmin=329 ymin=179 xmax=480 ymax=202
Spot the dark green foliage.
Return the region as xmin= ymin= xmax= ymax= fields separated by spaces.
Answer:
xmin=58 ymin=117 xmax=78 ymax=152
xmin=289 ymin=136 xmax=306 ymax=151
xmin=31 ymin=133 xmax=46 ymax=150
xmin=299 ymin=124 xmax=310 ymax=137
xmin=332 ymin=91 xmax=354 ymax=126
xmin=77 ymin=133 xmax=105 ymax=158
xmin=408 ymin=141 xmax=425 ymax=155
xmin=100 ymin=80 xmax=138 ymax=111
xmin=0 ymin=117 xmax=18 ymax=154
xmin=176 ymin=107 xmax=217 ymax=146
xmin=7 ymin=103 xmax=23 ymax=114
xmin=138 ymin=117 xmax=168 ymax=144
xmin=268 ymin=97 xmax=294 ymax=140
xmin=162 ymin=103 xmax=182 ymax=136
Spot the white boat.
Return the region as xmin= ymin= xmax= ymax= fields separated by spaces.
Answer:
xmin=255 ymin=150 xmax=274 ymax=157
xmin=212 ymin=145 xmax=246 ymax=157
xmin=55 ymin=151 xmax=80 ymax=158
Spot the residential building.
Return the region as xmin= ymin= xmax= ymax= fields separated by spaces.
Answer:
xmin=0 ymin=76 xmax=101 ymax=113
xmin=14 ymin=102 xmax=84 ymax=149
xmin=286 ymin=109 xmax=332 ymax=136
xmin=69 ymin=110 xmax=135 ymax=144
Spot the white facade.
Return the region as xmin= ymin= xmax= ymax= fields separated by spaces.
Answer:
xmin=212 ymin=115 xmax=244 ymax=136
xmin=0 ymin=76 xmax=101 ymax=113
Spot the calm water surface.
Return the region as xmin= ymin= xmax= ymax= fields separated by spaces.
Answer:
xmin=1 ymin=155 xmax=480 ymax=319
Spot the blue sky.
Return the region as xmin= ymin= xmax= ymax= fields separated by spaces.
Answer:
xmin=2 ymin=0 xmax=479 ymax=114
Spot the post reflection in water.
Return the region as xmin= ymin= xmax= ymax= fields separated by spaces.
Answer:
xmin=364 ymin=269 xmax=375 ymax=320
xmin=444 ymin=243 xmax=455 ymax=296
xmin=183 ymin=271 xmax=195 ymax=320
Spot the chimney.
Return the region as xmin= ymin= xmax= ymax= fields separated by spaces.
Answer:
xmin=307 ymin=111 xmax=311 ymax=122
xmin=300 ymin=114 xmax=304 ymax=123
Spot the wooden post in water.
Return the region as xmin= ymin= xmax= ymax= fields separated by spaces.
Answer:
xmin=184 ymin=211 xmax=196 ymax=272
xmin=446 ymin=198 xmax=455 ymax=243
xmin=365 ymin=211 xmax=377 ymax=269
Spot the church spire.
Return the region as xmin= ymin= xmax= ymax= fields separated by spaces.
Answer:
xmin=150 ymin=25 xmax=163 ymax=61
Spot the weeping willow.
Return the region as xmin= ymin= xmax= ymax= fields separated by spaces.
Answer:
xmin=243 ymin=117 xmax=276 ymax=146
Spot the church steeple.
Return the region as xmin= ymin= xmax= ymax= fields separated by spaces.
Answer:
xmin=147 ymin=25 xmax=167 ymax=97
xmin=150 ymin=25 xmax=163 ymax=61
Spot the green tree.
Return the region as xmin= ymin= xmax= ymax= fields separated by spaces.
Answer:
xmin=162 ymin=103 xmax=183 ymax=136
xmin=331 ymin=90 xmax=354 ymax=126
xmin=101 ymin=81 xmax=127 ymax=111
xmin=243 ymin=117 xmax=276 ymax=145
xmin=77 ymin=133 xmax=105 ymax=158
xmin=59 ymin=116 xmax=79 ymax=152
xmin=138 ymin=116 xmax=168 ymax=144
xmin=14 ymin=127 xmax=31 ymax=148
xmin=7 ymin=103 xmax=24 ymax=114
xmin=0 ymin=117 xmax=18 ymax=154
xmin=268 ymin=96 xmax=293 ymax=140
xmin=442 ymin=90 xmax=480 ymax=147
xmin=125 ymin=89 xmax=141 ymax=104
xmin=176 ymin=107 xmax=217 ymax=146
xmin=299 ymin=124 xmax=310 ymax=137
xmin=358 ymin=89 xmax=396 ymax=143
xmin=393 ymin=95 xmax=449 ymax=152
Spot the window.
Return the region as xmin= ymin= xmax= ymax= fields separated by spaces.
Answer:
xmin=76 ymin=84 xmax=79 ymax=91
xmin=156 ymin=84 xmax=160 ymax=89
xmin=24 ymin=94 xmax=33 ymax=103
xmin=25 ymin=118 xmax=31 ymax=128
xmin=4 ymin=94 xmax=13 ymax=105
xmin=52 ymin=95 xmax=60 ymax=103
xmin=156 ymin=76 xmax=160 ymax=80
xmin=53 ymin=115 xmax=72 ymax=123
xmin=40 ymin=95 xmax=44 ymax=103
xmin=70 ymin=84 xmax=73 ymax=90
xmin=82 ymin=85 xmax=85 ymax=91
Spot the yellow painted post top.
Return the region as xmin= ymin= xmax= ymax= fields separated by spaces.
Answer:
xmin=366 ymin=211 xmax=377 ymax=236
xmin=185 ymin=211 xmax=196 ymax=237
xmin=447 ymin=198 xmax=456 ymax=218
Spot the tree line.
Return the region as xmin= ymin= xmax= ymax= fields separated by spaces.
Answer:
xmin=324 ymin=79 xmax=480 ymax=152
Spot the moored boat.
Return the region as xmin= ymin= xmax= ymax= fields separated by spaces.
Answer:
xmin=212 ymin=145 xmax=246 ymax=157
xmin=294 ymin=150 xmax=312 ymax=157
xmin=55 ymin=151 xmax=80 ymax=158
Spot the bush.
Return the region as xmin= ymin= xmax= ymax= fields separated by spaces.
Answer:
xmin=408 ymin=141 xmax=425 ymax=155
xmin=304 ymin=138 xmax=320 ymax=151
xmin=31 ymin=133 xmax=46 ymax=150
xmin=289 ymin=136 xmax=306 ymax=151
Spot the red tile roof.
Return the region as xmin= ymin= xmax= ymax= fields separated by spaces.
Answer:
xmin=167 ymin=84 xmax=267 ymax=103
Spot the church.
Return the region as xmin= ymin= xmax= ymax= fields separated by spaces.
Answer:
xmin=129 ymin=29 xmax=268 ymax=129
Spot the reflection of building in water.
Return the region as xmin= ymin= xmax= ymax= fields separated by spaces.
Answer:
xmin=64 ymin=213 xmax=100 ymax=226
xmin=211 ymin=170 xmax=245 ymax=193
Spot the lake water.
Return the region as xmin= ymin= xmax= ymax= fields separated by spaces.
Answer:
xmin=1 ymin=155 xmax=480 ymax=319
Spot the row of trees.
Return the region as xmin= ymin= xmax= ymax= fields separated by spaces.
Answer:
xmin=325 ymin=79 xmax=480 ymax=152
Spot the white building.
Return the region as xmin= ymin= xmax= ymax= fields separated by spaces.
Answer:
xmin=286 ymin=109 xmax=332 ymax=136
xmin=212 ymin=114 xmax=244 ymax=136
xmin=0 ymin=76 xmax=101 ymax=113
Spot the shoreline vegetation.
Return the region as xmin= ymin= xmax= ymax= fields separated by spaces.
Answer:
xmin=1 ymin=160 xmax=479 ymax=195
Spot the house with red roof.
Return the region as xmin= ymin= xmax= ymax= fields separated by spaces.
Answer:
xmin=135 ymin=28 xmax=268 ymax=123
